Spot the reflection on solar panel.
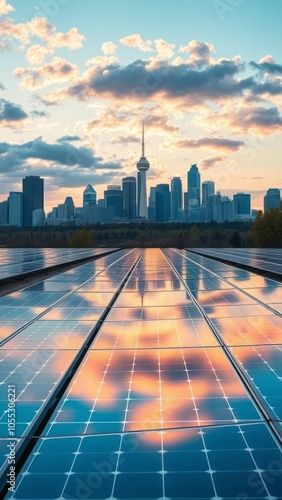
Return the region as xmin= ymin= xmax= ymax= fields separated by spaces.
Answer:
xmin=0 ymin=248 xmax=114 ymax=281
xmin=1 ymin=248 xmax=282 ymax=499
xmin=193 ymin=247 xmax=282 ymax=276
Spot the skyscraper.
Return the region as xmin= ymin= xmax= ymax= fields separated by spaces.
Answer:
xmin=22 ymin=176 xmax=44 ymax=227
xmin=188 ymin=164 xmax=200 ymax=209
xmin=213 ymin=191 xmax=234 ymax=222
xmin=0 ymin=200 xmax=9 ymax=226
xmin=148 ymin=186 xmax=156 ymax=220
xmin=64 ymin=197 xmax=75 ymax=220
xmin=83 ymin=184 xmax=97 ymax=207
xmin=233 ymin=193 xmax=251 ymax=216
xmin=104 ymin=186 xmax=123 ymax=219
xmin=155 ymin=184 xmax=171 ymax=222
xmin=122 ymin=177 xmax=136 ymax=219
xmin=8 ymin=192 xmax=23 ymax=227
xmin=137 ymin=122 xmax=150 ymax=218
xmin=32 ymin=209 xmax=45 ymax=227
xmin=171 ymin=177 xmax=183 ymax=221
xmin=264 ymin=188 xmax=280 ymax=212
xmin=202 ymin=181 xmax=215 ymax=207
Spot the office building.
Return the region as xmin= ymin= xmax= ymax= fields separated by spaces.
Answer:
xmin=64 ymin=197 xmax=75 ymax=220
xmin=202 ymin=181 xmax=215 ymax=207
xmin=264 ymin=188 xmax=280 ymax=212
xmin=213 ymin=192 xmax=234 ymax=222
xmin=171 ymin=177 xmax=183 ymax=221
xmin=85 ymin=206 xmax=115 ymax=224
xmin=0 ymin=200 xmax=9 ymax=226
xmin=188 ymin=164 xmax=200 ymax=209
xmin=8 ymin=192 xmax=23 ymax=227
xmin=184 ymin=192 xmax=189 ymax=221
xmin=22 ymin=176 xmax=44 ymax=227
xmin=32 ymin=208 xmax=45 ymax=227
xmin=104 ymin=186 xmax=123 ymax=219
xmin=148 ymin=187 xmax=156 ymax=220
xmin=83 ymin=184 xmax=97 ymax=207
xmin=155 ymin=184 xmax=171 ymax=222
xmin=122 ymin=177 xmax=136 ymax=219
xmin=234 ymin=193 xmax=251 ymax=217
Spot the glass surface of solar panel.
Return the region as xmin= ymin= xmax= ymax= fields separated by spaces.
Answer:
xmin=2 ymin=248 xmax=282 ymax=500
xmin=0 ymin=248 xmax=115 ymax=280
xmin=7 ymin=423 xmax=282 ymax=499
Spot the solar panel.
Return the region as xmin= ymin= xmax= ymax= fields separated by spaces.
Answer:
xmin=0 ymin=248 xmax=115 ymax=281
xmin=2 ymin=248 xmax=282 ymax=499
xmin=9 ymin=423 xmax=282 ymax=499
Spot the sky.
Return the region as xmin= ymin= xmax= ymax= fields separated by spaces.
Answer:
xmin=1 ymin=0 xmax=282 ymax=212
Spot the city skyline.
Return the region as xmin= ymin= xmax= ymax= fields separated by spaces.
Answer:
xmin=1 ymin=0 xmax=282 ymax=212
xmin=1 ymin=164 xmax=280 ymax=227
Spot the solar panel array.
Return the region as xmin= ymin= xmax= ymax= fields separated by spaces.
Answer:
xmin=0 ymin=248 xmax=114 ymax=281
xmin=192 ymin=247 xmax=282 ymax=276
xmin=0 ymin=250 xmax=141 ymax=465
xmin=1 ymin=248 xmax=282 ymax=499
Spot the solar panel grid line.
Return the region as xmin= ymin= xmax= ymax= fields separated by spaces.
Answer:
xmin=166 ymin=249 xmax=282 ymax=434
xmin=162 ymin=249 xmax=282 ymax=447
xmin=6 ymin=423 xmax=282 ymax=499
xmin=180 ymin=249 xmax=282 ymax=321
xmin=176 ymin=252 xmax=282 ymax=317
xmin=0 ymin=248 xmax=117 ymax=284
xmin=42 ymin=250 xmax=264 ymax=438
xmin=190 ymin=248 xmax=282 ymax=281
xmin=196 ymin=248 xmax=282 ymax=270
xmin=1 ymin=248 xmax=154 ymax=498
xmin=0 ymin=250 xmax=135 ymax=348
xmin=3 ymin=248 xmax=282 ymax=499
xmin=0 ymin=249 xmax=144 ymax=495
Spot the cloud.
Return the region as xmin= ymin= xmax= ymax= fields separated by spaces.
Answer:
xmin=0 ymin=0 xmax=14 ymax=16
xmin=200 ymin=155 xmax=227 ymax=170
xmin=0 ymin=16 xmax=85 ymax=53
xmin=112 ymin=135 xmax=140 ymax=144
xmin=81 ymin=104 xmax=178 ymax=139
xmin=0 ymin=138 xmax=123 ymax=183
xmin=57 ymin=135 xmax=81 ymax=142
xmin=13 ymin=57 xmax=79 ymax=90
xmin=0 ymin=82 xmax=5 ymax=90
xmin=84 ymin=54 xmax=118 ymax=67
xmin=48 ymin=26 xmax=85 ymax=50
xmin=167 ymin=136 xmax=245 ymax=152
xmin=154 ymin=39 xmax=175 ymax=59
xmin=119 ymin=34 xmax=153 ymax=52
xmin=179 ymin=40 xmax=215 ymax=67
xmin=25 ymin=44 xmax=53 ymax=64
xmin=0 ymin=98 xmax=29 ymax=127
xmin=30 ymin=109 xmax=49 ymax=117
xmin=199 ymin=103 xmax=282 ymax=135
xmin=41 ymin=56 xmax=245 ymax=106
xmin=250 ymin=55 xmax=282 ymax=75
xmin=101 ymin=41 xmax=117 ymax=55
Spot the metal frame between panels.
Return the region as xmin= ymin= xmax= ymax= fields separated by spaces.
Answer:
xmin=163 ymin=248 xmax=282 ymax=447
xmin=0 ymin=249 xmax=144 ymax=495
xmin=1 ymin=248 xmax=282 ymax=499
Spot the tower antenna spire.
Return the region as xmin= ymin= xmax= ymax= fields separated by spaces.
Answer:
xmin=142 ymin=120 xmax=145 ymax=157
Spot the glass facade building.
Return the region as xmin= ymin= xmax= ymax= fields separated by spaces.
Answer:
xmin=22 ymin=176 xmax=44 ymax=227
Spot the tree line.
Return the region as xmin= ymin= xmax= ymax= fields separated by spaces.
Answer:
xmin=0 ymin=221 xmax=252 ymax=248
xmin=0 ymin=208 xmax=281 ymax=248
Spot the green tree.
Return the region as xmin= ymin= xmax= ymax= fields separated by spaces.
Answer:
xmin=68 ymin=230 xmax=94 ymax=248
xmin=230 ymin=230 xmax=241 ymax=248
xmin=252 ymin=207 xmax=282 ymax=247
